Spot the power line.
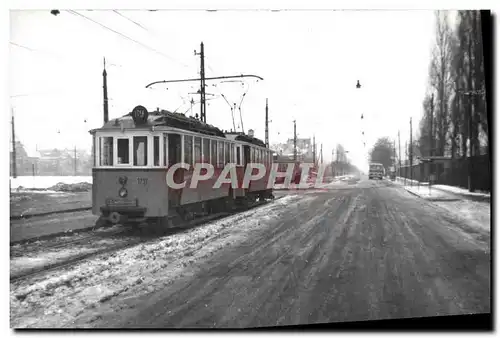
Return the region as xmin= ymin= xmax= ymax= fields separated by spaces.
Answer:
xmin=67 ymin=10 xmax=190 ymax=68
xmin=10 ymin=42 xmax=36 ymax=52
xmin=112 ymin=10 xmax=149 ymax=31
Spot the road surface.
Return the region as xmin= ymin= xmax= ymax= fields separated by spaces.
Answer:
xmin=69 ymin=177 xmax=490 ymax=328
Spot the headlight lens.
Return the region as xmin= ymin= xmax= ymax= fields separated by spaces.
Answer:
xmin=119 ymin=187 xmax=128 ymax=198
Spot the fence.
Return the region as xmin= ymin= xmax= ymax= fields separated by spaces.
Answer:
xmin=399 ymin=154 xmax=491 ymax=192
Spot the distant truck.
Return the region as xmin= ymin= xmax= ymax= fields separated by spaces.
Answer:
xmin=369 ymin=162 xmax=385 ymax=180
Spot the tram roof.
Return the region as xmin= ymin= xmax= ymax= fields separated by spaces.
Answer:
xmin=90 ymin=107 xmax=267 ymax=147
xmin=93 ymin=109 xmax=226 ymax=137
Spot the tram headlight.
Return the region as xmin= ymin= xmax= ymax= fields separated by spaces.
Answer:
xmin=118 ymin=187 xmax=128 ymax=198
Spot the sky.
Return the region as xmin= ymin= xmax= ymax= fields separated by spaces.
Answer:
xmin=9 ymin=9 xmax=438 ymax=170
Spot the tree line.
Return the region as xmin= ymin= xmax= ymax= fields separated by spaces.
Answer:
xmin=370 ymin=11 xmax=489 ymax=173
xmin=417 ymin=10 xmax=488 ymax=159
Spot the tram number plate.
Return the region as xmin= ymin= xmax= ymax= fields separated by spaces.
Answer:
xmin=106 ymin=198 xmax=137 ymax=207
xmin=137 ymin=177 xmax=148 ymax=185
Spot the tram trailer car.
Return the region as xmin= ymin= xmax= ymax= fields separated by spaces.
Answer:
xmin=272 ymin=155 xmax=314 ymax=185
xmin=90 ymin=106 xmax=275 ymax=228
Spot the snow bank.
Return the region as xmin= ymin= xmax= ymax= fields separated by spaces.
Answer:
xmin=10 ymin=194 xmax=304 ymax=328
xmin=10 ymin=176 xmax=93 ymax=190
xmin=403 ymin=185 xmax=452 ymax=199
xmin=395 ymin=177 xmax=490 ymax=199
xmin=432 ymin=184 xmax=490 ymax=197
xmin=402 ymin=183 xmax=490 ymax=232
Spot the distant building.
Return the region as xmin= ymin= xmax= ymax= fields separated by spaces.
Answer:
xmin=10 ymin=141 xmax=92 ymax=176
xmin=271 ymin=137 xmax=314 ymax=162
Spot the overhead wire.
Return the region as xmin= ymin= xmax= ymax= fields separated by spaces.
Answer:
xmin=67 ymin=10 xmax=190 ymax=68
xmin=112 ymin=10 xmax=149 ymax=31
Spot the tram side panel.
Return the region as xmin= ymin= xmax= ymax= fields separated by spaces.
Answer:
xmin=92 ymin=168 xmax=169 ymax=218
xmin=179 ymin=167 xmax=230 ymax=205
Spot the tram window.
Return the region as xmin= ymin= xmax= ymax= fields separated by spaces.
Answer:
xmin=117 ymin=139 xmax=130 ymax=164
xmin=163 ymin=134 xmax=167 ymax=166
xmin=92 ymin=136 xmax=96 ymax=167
xmin=133 ymin=136 xmax=148 ymax=166
xmin=225 ymin=143 xmax=230 ymax=164
xmin=184 ymin=135 xmax=193 ymax=165
xmin=211 ymin=140 xmax=217 ymax=167
xmin=153 ymin=136 xmax=160 ymax=166
xmin=218 ymin=141 xmax=224 ymax=167
xmin=194 ymin=137 xmax=202 ymax=164
xmin=168 ymin=134 xmax=181 ymax=166
xmin=100 ymin=137 xmax=113 ymax=166
xmin=236 ymin=146 xmax=241 ymax=165
xmin=230 ymin=144 xmax=234 ymax=163
xmin=202 ymin=138 xmax=210 ymax=164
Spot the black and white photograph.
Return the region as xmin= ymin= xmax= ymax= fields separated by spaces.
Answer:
xmin=6 ymin=1 xmax=493 ymax=330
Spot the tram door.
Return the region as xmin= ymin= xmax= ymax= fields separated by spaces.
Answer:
xmin=243 ymin=145 xmax=251 ymax=166
xmin=167 ymin=134 xmax=182 ymax=206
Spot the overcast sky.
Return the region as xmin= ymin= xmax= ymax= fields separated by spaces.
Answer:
xmin=10 ymin=9 xmax=440 ymax=170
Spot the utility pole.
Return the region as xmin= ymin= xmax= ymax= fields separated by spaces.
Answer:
xmin=410 ymin=117 xmax=413 ymax=186
xmin=293 ymin=120 xmax=297 ymax=161
xmin=331 ymin=148 xmax=334 ymax=177
xmin=429 ymin=93 xmax=434 ymax=182
xmin=394 ymin=139 xmax=396 ymax=170
xmin=74 ymin=145 xmax=77 ymax=176
xmin=320 ymin=143 xmax=323 ymax=164
xmin=398 ymin=130 xmax=402 ymax=178
xmin=429 ymin=93 xmax=434 ymax=158
xmin=467 ymin=24 xmax=474 ymax=192
xmin=265 ymin=98 xmax=269 ymax=147
xmin=103 ymin=57 xmax=109 ymax=124
xmin=312 ymin=135 xmax=316 ymax=165
xmin=11 ymin=110 xmax=17 ymax=178
xmin=404 ymin=140 xmax=408 ymax=185
xmin=195 ymin=42 xmax=207 ymax=123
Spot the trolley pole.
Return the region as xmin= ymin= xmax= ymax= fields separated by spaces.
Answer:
xmin=293 ymin=120 xmax=297 ymax=161
xmin=103 ymin=57 xmax=109 ymax=124
xmin=11 ymin=110 xmax=17 ymax=178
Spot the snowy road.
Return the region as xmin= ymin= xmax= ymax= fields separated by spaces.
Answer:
xmin=11 ymin=178 xmax=490 ymax=328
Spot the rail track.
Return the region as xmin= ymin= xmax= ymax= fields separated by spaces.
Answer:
xmin=10 ymin=207 xmax=92 ymax=221
xmin=10 ymin=197 xmax=283 ymax=283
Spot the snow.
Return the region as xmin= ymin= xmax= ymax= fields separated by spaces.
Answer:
xmin=432 ymin=184 xmax=490 ymax=198
xmin=436 ymin=199 xmax=491 ymax=232
xmin=395 ymin=177 xmax=490 ymax=198
xmin=10 ymin=176 xmax=92 ymax=190
xmin=398 ymin=179 xmax=490 ymax=232
xmin=10 ymin=194 xmax=305 ymax=328
xmin=403 ymin=185 xmax=453 ymax=200
xmin=10 ymin=237 xmax=132 ymax=277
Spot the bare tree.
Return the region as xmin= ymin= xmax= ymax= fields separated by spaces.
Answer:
xmin=428 ymin=11 xmax=454 ymax=157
